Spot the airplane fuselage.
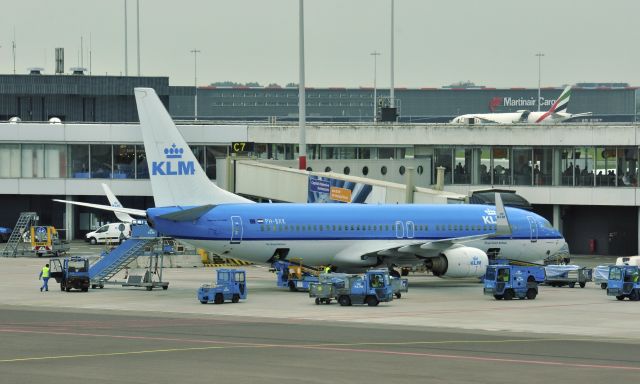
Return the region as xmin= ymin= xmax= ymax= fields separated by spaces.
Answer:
xmin=148 ymin=203 xmax=567 ymax=271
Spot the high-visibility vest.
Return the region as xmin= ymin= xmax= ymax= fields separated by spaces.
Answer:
xmin=41 ymin=266 xmax=50 ymax=278
xmin=324 ymin=267 xmax=331 ymax=273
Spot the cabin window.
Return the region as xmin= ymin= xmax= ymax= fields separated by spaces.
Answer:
xmin=385 ymin=225 xmax=390 ymax=231
xmin=325 ymin=225 xmax=330 ymax=231
xmin=260 ymin=225 xmax=264 ymax=231
xmin=425 ymin=225 xmax=428 ymax=231
xmin=332 ymin=225 xmax=336 ymax=231
xmin=465 ymin=225 xmax=469 ymax=231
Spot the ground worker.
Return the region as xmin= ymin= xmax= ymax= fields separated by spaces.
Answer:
xmin=39 ymin=263 xmax=50 ymax=292
xmin=324 ymin=265 xmax=331 ymax=274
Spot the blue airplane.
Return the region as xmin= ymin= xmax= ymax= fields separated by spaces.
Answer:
xmin=56 ymin=88 xmax=569 ymax=278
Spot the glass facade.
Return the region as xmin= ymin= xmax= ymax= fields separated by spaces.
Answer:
xmin=0 ymin=142 xmax=638 ymax=188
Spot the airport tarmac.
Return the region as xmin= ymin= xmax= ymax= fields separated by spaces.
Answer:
xmin=1 ymin=251 xmax=639 ymax=382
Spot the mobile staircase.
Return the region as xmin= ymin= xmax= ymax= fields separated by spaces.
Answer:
xmin=1 ymin=212 xmax=38 ymax=257
xmin=89 ymin=224 xmax=169 ymax=290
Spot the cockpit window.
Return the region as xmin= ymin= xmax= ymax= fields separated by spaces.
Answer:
xmin=541 ymin=219 xmax=553 ymax=229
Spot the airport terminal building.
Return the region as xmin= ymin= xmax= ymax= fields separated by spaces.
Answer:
xmin=1 ymin=73 xmax=640 ymax=257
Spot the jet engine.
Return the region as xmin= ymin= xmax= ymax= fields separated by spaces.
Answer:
xmin=424 ymin=246 xmax=488 ymax=278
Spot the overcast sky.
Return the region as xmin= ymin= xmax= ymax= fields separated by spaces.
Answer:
xmin=3 ymin=0 xmax=638 ymax=88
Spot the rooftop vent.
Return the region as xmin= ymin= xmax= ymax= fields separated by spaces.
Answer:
xmin=70 ymin=67 xmax=86 ymax=75
xmin=28 ymin=67 xmax=44 ymax=75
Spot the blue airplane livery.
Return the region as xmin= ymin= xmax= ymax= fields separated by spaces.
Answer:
xmin=56 ymin=88 xmax=569 ymax=279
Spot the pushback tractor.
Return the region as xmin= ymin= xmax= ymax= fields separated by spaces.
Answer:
xmin=309 ymin=269 xmax=394 ymax=306
xmin=607 ymin=265 xmax=640 ymax=301
xmin=484 ymin=264 xmax=545 ymax=300
xmin=197 ymin=269 xmax=247 ymax=304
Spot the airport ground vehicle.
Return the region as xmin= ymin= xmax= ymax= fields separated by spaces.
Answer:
xmin=197 ymin=269 xmax=247 ymax=304
xmin=594 ymin=265 xmax=611 ymax=289
xmin=0 ymin=227 xmax=11 ymax=242
xmin=484 ymin=264 xmax=545 ymax=300
xmin=85 ymin=222 xmax=131 ymax=245
xmin=31 ymin=226 xmax=70 ymax=257
xmin=544 ymin=265 xmax=593 ymax=288
xmin=49 ymin=256 xmax=90 ymax=292
xmin=606 ymin=265 xmax=640 ymax=301
xmin=390 ymin=276 xmax=409 ymax=298
xmin=309 ymin=269 xmax=394 ymax=306
xmin=271 ymin=260 xmax=319 ymax=292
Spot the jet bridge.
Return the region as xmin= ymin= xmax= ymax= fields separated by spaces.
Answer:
xmin=226 ymin=159 xmax=465 ymax=204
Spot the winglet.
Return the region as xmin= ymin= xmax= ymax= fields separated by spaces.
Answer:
xmin=101 ymin=183 xmax=135 ymax=223
xmin=494 ymin=193 xmax=512 ymax=236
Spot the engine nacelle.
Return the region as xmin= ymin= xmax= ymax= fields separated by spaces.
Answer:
xmin=425 ymin=246 xmax=488 ymax=278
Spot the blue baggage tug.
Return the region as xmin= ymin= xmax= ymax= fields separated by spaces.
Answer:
xmin=309 ymin=269 xmax=393 ymax=306
xmin=484 ymin=264 xmax=545 ymax=300
xmin=607 ymin=265 xmax=640 ymax=301
xmin=198 ymin=269 xmax=247 ymax=304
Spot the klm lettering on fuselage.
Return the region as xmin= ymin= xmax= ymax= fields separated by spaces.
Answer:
xmin=152 ymin=144 xmax=196 ymax=176
xmin=482 ymin=208 xmax=497 ymax=225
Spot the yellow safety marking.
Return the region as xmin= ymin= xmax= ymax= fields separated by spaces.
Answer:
xmin=0 ymin=345 xmax=231 ymax=363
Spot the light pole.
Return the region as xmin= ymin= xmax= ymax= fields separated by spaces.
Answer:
xmin=191 ymin=49 xmax=200 ymax=120
xmin=298 ymin=0 xmax=306 ymax=170
xmin=535 ymin=52 xmax=544 ymax=111
xmin=370 ymin=51 xmax=380 ymax=122
xmin=390 ymin=0 xmax=395 ymax=108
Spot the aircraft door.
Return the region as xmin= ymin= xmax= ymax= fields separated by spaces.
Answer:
xmin=405 ymin=221 xmax=415 ymax=239
xmin=230 ymin=216 xmax=243 ymax=244
xmin=395 ymin=221 xmax=404 ymax=239
xmin=526 ymin=216 xmax=538 ymax=243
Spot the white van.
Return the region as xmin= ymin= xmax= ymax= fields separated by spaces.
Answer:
xmin=85 ymin=223 xmax=131 ymax=245
xmin=616 ymin=256 xmax=640 ymax=266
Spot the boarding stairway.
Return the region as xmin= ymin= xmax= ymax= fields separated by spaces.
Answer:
xmin=1 ymin=212 xmax=37 ymax=257
xmin=89 ymin=225 xmax=159 ymax=284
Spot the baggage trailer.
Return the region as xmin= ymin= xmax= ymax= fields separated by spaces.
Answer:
xmin=390 ymin=276 xmax=409 ymax=299
xmin=197 ymin=269 xmax=247 ymax=304
xmin=544 ymin=265 xmax=593 ymax=288
xmin=309 ymin=270 xmax=394 ymax=306
xmin=606 ymin=265 xmax=640 ymax=301
xmin=593 ymin=265 xmax=611 ymax=289
xmin=484 ymin=264 xmax=545 ymax=300
xmin=49 ymin=256 xmax=90 ymax=292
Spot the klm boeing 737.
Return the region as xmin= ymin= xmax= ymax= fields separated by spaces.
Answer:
xmin=56 ymin=88 xmax=569 ymax=279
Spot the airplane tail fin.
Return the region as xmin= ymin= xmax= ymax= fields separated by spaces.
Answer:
xmin=134 ymin=88 xmax=253 ymax=207
xmin=548 ymin=85 xmax=572 ymax=113
xmin=535 ymin=85 xmax=572 ymax=123
xmin=101 ymin=184 xmax=135 ymax=223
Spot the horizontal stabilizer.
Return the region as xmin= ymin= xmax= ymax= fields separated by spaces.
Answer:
xmin=53 ymin=199 xmax=147 ymax=217
xmin=156 ymin=204 xmax=216 ymax=221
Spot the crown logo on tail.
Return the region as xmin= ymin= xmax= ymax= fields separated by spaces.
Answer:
xmin=164 ymin=144 xmax=184 ymax=159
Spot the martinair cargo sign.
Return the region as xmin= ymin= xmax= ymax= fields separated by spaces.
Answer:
xmin=488 ymin=95 xmax=557 ymax=112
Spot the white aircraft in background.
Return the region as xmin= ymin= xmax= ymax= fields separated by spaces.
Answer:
xmin=451 ymin=86 xmax=592 ymax=124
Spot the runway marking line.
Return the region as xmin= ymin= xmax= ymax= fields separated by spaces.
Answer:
xmin=1 ymin=328 xmax=639 ymax=371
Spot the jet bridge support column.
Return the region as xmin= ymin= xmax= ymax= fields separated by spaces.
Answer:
xmin=405 ymin=167 xmax=415 ymax=203
xmin=553 ymin=204 xmax=562 ymax=232
xmin=65 ymin=195 xmax=74 ymax=241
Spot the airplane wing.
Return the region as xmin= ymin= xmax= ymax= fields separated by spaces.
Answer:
xmin=336 ymin=193 xmax=512 ymax=264
xmin=465 ymin=115 xmax=503 ymax=124
xmin=53 ymin=199 xmax=147 ymax=217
